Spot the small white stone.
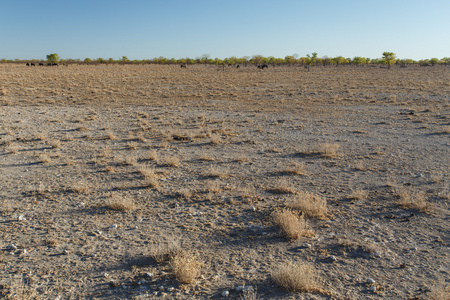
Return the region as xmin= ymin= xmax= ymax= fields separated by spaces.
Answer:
xmin=18 ymin=215 xmax=26 ymax=221
xmin=167 ymin=287 xmax=174 ymax=292
xmin=236 ymin=285 xmax=244 ymax=292
xmin=366 ymin=278 xmax=375 ymax=284
xmin=158 ymin=286 xmax=165 ymax=291
xmin=63 ymin=250 xmax=70 ymax=255
xmin=222 ymin=290 xmax=230 ymax=297
xmin=304 ymin=243 xmax=312 ymax=248
xmin=250 ymin=207 xmax=256 ymax=211
xmin=103 ymin=272 xmax=109 ymax=278
xmin=110 ymin=224 xmax=118 ymax=229
xmin=145 ymin=273 xmax=154 ymax=278
xmin=329 ymin=255 xmax=337 ymax=261
xmin=370 ymin=286 xmax=377 ymax=292
xmin=6 ymin=244 xmax=17 ymax=251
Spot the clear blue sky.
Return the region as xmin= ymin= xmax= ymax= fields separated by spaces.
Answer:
xmin=1 ymin=0 xmax=449 ymax=61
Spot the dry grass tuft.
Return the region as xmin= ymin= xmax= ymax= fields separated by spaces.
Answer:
xmin=348 ymin=189 xmax=369 ymax=201
xmin=138 ymin=165 xmax=157 ymax=179
xmin=170 ymin=251 xmax=203 ymax=284
xmin=72 ymin=180 xmax=90 ymax=194
xmin=105 ymin=194 xmax=136 ymax=212
xmin=272 ymin=209 xmax=307 ymax=239
xmin=318 ymin=143 xmax=340 ymax=158
xmin=394 ymin=187 xmax=432 ymax=213
xmin=281 ymin=161 xmax=306 ymax=176
xmin=268 ymin=179 xmax=297 ymax=194
xmin=39 ymin=154 xmax=52 ymax=164
xmin=150 ymin=236 xmax=182 ymax=264
xmin=288 ymin=191 xmax=328 ymax=219
xmin=163 ymin=155 xmax=181 ymax=167
xmin=143 ymin=149 xmax=158 ymax=161
xmin=105 ymin=131 xmax=118 ymax=140
xmin=48 ymin=139 xmax=61 ymax=149
xmin=272 ymin=261 xmax=319 ymax=292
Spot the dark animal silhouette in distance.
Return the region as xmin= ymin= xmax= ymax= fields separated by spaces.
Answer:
xmin=180 ymin=64 xmax=186 ymax=68
xmin=258 ymin=64 xmax=268 ymax=69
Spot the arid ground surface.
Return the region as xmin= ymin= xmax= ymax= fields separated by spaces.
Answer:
xmin=0 ymin=64 xmax=449 ymax=299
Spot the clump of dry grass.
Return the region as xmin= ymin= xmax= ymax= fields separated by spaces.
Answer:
xmin=199 ymin=153 xmax=215 ymax=161
xmin=72 ymin=180 xmax=90 ymax=194
xmin=394 ymin=187 xmax=432 ymax=213
xmin=271 ymin=261 xmax=319 ymax=292
xmin=105 ymin=131 xmax=118 ymax=140
xmin=39 ymin=154 xmax=51 ymax=164
xmin=170 ymin=251 xmax=203 ymax=284
xmin=162 ymin=155 xmax=180 ymax=167
xmin=127 ymin=141 xmax=139 ymax=150
xmin=288 ymin=191 xmax=328 ymax=219
xmin=137 ymin=165 xmax=157 ymax=179
xmin=7 ymin=142 xmax=20 ymax=154
xmin=48 ymin=139 xmax=61 ymax=149
xmin=209 ymin=133 xmax=222 ymax=144
xmin=268 ymin=179 xmax=297 ymax=194
xmin=105 ymin=194 xmax=136 ymax=212
xmin=143 ymin=149 xmax=158 ymax=161
xmin=318 ymin=143 xmax=340 ymax=158
xmin=348 ymin=189 xmax=369 ymax=201
xmin=205 ymin=166 xmax=229 ymax=178
xmin=272 ymin=209 xmax=307 ymax=239
xmin=150 ymin=236 xmax=182 ymax=264
xmin=281 ymin=161 xmax=306 ymax=175
xmin=206 ymin=180 xmax=222 ymax=194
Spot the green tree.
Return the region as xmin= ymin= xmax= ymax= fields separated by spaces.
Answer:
xmin=285 ymin=55 xmax=296 ymax=66
xmin=429 ymin=58 xmax=439 ymax=66
xmin=382 ymin=52 xmax=396 ymax=69
xmin=46 ymin=53 xmax=60 ymax=65
xmin=84 ymin=58 xmax=92 ymax=64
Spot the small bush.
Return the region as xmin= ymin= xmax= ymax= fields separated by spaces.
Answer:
xmin=105 ymin=194 xmax=136 ymax=212
xmin=288 ymin=191 xmax=327 ymax=219
xmin=395 ymin=187 xmax=432 ymax=213
xmin=170 ymin=251 xmax=203 ymax=284
xmin=318 ymin=143 xmax=340 ymax=158
xmin=272 ymin=261 xmax=319 ymax=292
xmin=272 ymin=209 xmax=307 ymax=239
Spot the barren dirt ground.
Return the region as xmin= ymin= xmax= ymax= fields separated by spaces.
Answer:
xmin=0 ymin=64 xmax=449 ymax=299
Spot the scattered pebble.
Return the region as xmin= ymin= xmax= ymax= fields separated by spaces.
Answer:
xmin=329 ymin=255 xmax=337 ymax=261
xmin=63 ymin=250 xmax=70 ymax=255
xmin=222 ymin=290 xmax=229 ymax=297
xmin=167 ymin=287 xmax=174 ymax=292
xmin=158 ymin=286 xmax=165 ymax=291
xmin=250 ymin=206 xmax=256 ymax=211
xmin=366 ymin=278 xmax=376 ymax=284
xmin=103 ymin=272 xmax=109 ymax=278
xmin=370 ymin=286 xmax=377 ymax=292
xmin=236 ymin=285 xmax=244 ymax=292
xmin=110 ymin=224 xmax=118 ymax=229
xmin=304 ymin=243 xmax=312 ymax=248
xmin=6 ymin=244 xmax=17 ymax=251
xmin=145 ymin=273 xmax=154 ymax=278
xmin=17 ymin=215 xmax=26 ymax=221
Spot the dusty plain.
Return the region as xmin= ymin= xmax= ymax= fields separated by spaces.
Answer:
xmin=0 ymin=64 xmax=449 ymax=299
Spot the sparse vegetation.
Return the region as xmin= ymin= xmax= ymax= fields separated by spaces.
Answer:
xmin=272 ymin=209 xmax=307 ymax=239
xmin=0 ymin=63 xmax=447 ymax=299
xmin=272 ymin=261 xmax=319 ymax=292
xmin=288 ymin=191 xmax=328 ymax=219
xmin=105 ymin=194 xmax=136 ymax=211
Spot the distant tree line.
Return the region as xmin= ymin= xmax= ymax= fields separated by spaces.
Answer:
xmin=2 ymin=52 xmax=450 ymax=68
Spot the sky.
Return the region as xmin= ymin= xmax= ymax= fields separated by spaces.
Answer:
xmin=1 ymin=0 xmax=449 ymax=61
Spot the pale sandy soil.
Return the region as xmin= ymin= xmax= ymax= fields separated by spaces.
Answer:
xmin=0 ymin=64 xmax=449 ymax=299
